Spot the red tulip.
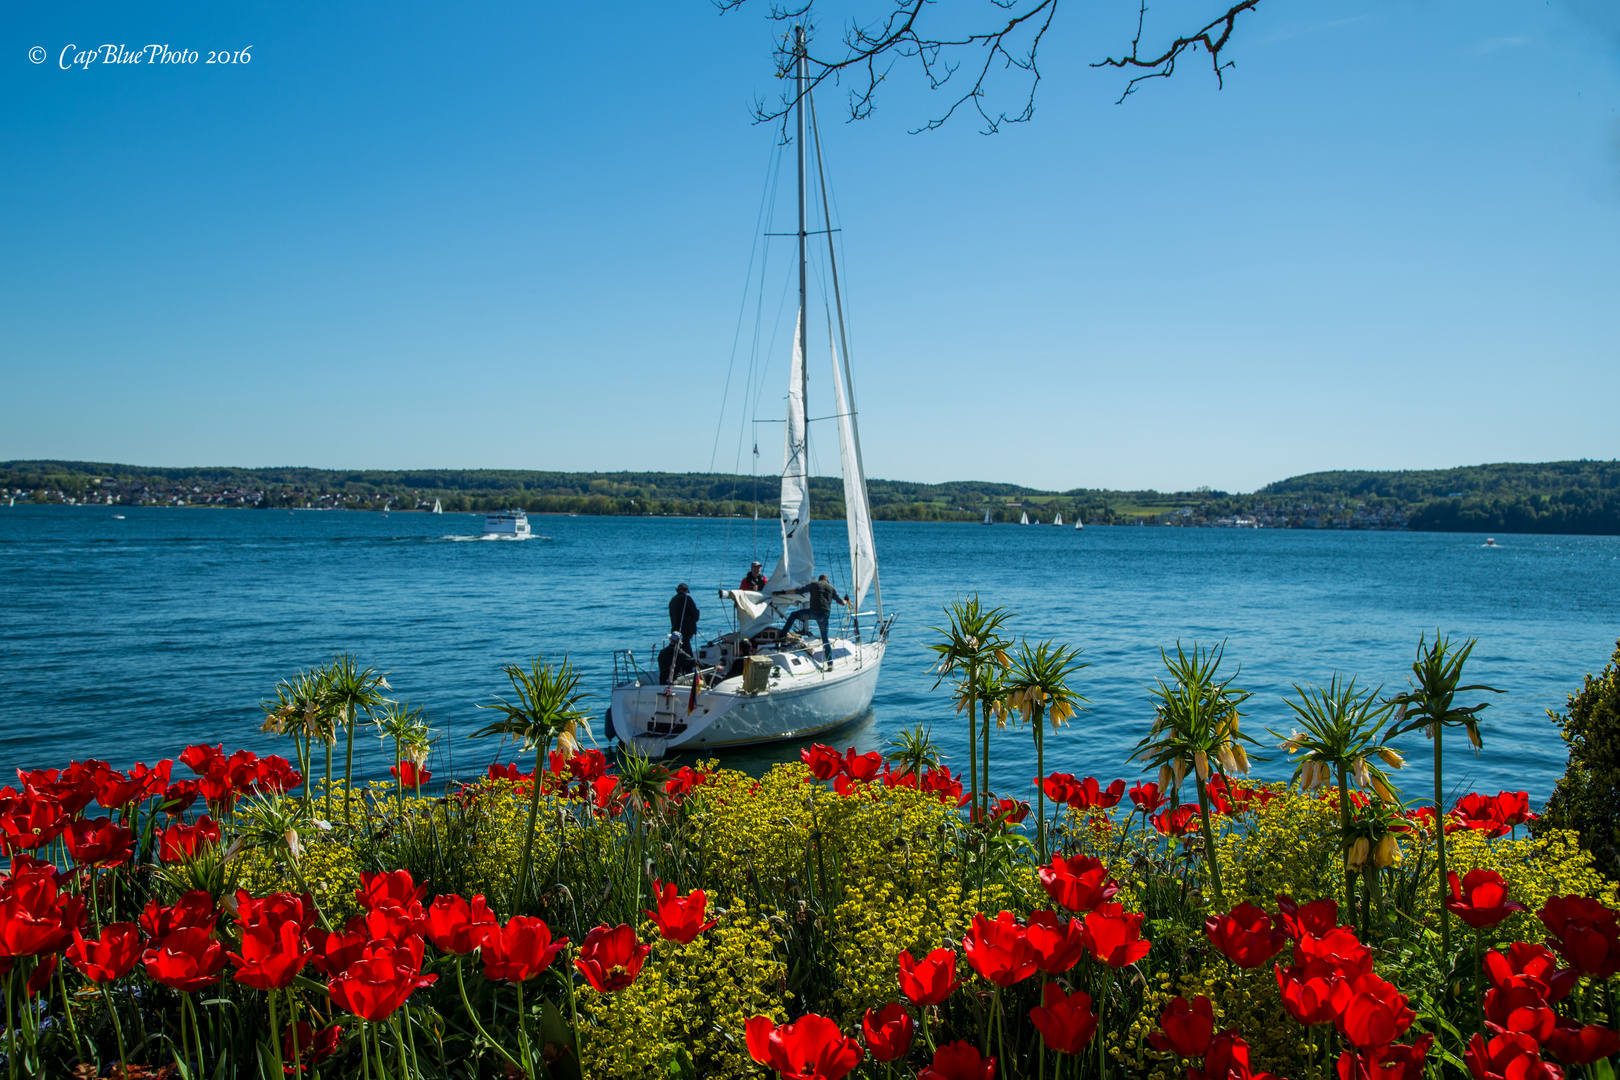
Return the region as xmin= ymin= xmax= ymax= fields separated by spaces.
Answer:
xmin=897 ymin=947 xmax=959 ymax=1006
xmin=1296 ymin=928 xmax=1374 ymax=980
xmin=920 ymin=765 xmax=969 ymax=807
xmin=1450 ymin=793 xmax=1510 ymax=839
xmin=991 ymin=799 xmax=1030 ymax=825
xmin=1027 ymin=910 xmax=1090 ymax=974
xmin=24 ymin=954 xmax=56 ymax=997
xmin=843 ymin=749 xmax=883 ymax=783
xmin=1040 ymin=773 xmax=1081 ymax=806
xmin=1336 ymin=1036 xmax=1432 ymax=1080
xmin=233 ymin=890 xmax=318 ymax=935
xmin=0 ymin=792 xmax=68 ymax=853
xmin=390 ymin=762 xmax=432 ymax=789
xmin=1483 ymin=981 xmax=1557 ymax=1042
xmin=157 ymin=781 xmax=200 ymax=816
xmin=1276 ymin=895 xmax=1339 ymax=942
xmin=644 ymin=880 xmax=716 ymax=944
xmin=19 ymin=765 xmax=98 ymax=816
xmin=1493 ymin=791 xmax=1537 ymax=830
xmin=963 ymin=912 xmax=1037 ymax=987
xmin=1543 ymin=1020 xmax=1620 ymax=1067
xmin=1030 ymin=983 xmax=1098 ymax=1054
xmin=665 ymin=766 xmax=706 ymax=798
xmin=861 ymin=1003 xmax=914 ymax=1063
xmin=1277 ymin=966 xmax=1338 ymax=1027
xmin=1147 ymin=996 xmax=1215 ymax=1058
xmin=328 ymin=944 xmax=432 ymax=1022
xmin=1446 ymin=870 xmax=1524 ymax=930
xmin=229 ymin=920 xmax=313 ymax=990
xmin=1069 ymin=777 xmax=1126 ymax=810
xmin=1465 ymin=1032 xmax=1564 ymax=1080
xmin=425 ymin=893 xmax=498 ymax=955
xmin=1151 ymin=805 xmax=1202 ymax=837
xmin=308 ymin=927 xmax=372 ymax=978
xmin=1205 ymin=903 xmax=1288 ymax=969
xmin=356 ymin=869 xmax=427 ymax=912
xmin=94 ymin=767 xmax=149 ymax=811
xmin=1190 ymin=1032 xmax=1262 ymax=1080
xmin=486 ymin=762 xmax=527 ymax=783
xmin=1037 ymin=855 xmax=1120 ymax=913
xmin=1484 ymin=943 xmax=1577 ymax=1004
xmin=348 ymin=904 xmax=426 ymax=947
xmin=482 ymin=916 xmax=568 ymax=983
xmin=283 ymin=1022 xmax=343 ymax=1072
xmin=66 ymin=923 xmax=142 ymax=983
xmin=0 ymin=873 xmax=78 ymax=957
xmin=140 ymin=891 xmax=218 ymax=939
xmin=157 ymin=817 xmax=221 ymax=862
xmin=1129 ymin=782 xmax=1168 ymax=813
xmin=1538 ymin=895 xmax=1620 ymax=980
xmin=251 ymin=756 xmax=303 ymax=795
xmin=64 ymin=817 xmax=135 ymax=867
xmin=142 ymin=926 xmax=226 ymax=992
xmin=1334 ymin=974 xmax=1414 ymax=1050
xmin=180 ymin=744 xmax=225 ymax=776
xmin=744 ymin=1013 xmax=863 ymax=1080
xmin=801 ymin=745 xmax=842 ymax=781
xmin=575 ymin=923 xmax=650 ymax=993
xmin=919 ymin=1040 xmax=996 ymax=1080
xmin=1084 ymin=903 xmax=1152 ymax=968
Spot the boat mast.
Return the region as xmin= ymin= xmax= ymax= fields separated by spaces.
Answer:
xmin=795 ymin=26 xmax=809 ymax=480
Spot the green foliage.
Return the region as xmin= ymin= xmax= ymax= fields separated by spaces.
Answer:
xmin=1537 ymin=638 xmax=1620 ymax=878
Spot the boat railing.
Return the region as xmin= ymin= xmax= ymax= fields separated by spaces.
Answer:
xmin=611 ymin=649 xmax=652 ymax=688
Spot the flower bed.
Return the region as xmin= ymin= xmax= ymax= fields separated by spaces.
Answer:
xmin=0 ymin=632 xmax=1615 ymax=1079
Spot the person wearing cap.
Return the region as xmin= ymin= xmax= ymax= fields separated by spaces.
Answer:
xmin=740 ymin=561 xmax=769 ymax=592
xmin=668 ymin=583 xmax=700 ymax=661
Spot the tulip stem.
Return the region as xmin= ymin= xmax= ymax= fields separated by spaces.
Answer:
xmin=967 ymin=670 xmax=979 ymax=820
xmin=1035 ymin=703 xmax=1048 ymax=862
xmin=453 ymin=958 xmax=525 ymax=1073
xmin=5 ymin=969 xmax=16 ymax=1080
xmin=516 ymin=980 xmax=534 ymax=1078
xmin=286 ymin=990 xmax=303 ymax=1079
xmin=1474 ymin=930 xmax=1484 ymax=1035
xmin=268 ymin=982 xmax=286 ymax=1080
xmin=55 ymin=967 xmax=83 ymax=1066
xmin=1434 ymin=723 xmax=1451 ymax=958
xmin=184 ymin=992 xmax=205 ymax=1079
xmin=514 ymin=738 xmax=551 ymax=906
xmin=391 ymin=1014 xmax=410 ymax=1080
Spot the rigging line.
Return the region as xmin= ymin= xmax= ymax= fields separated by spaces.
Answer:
xmin=713 ymin=136 xmax=787 ymax=582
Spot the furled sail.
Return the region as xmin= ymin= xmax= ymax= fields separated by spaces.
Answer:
xmin=829 ymin=330 xmax=875 ymax=612
xmin=768 ymin=310 xmax=813 ymax=591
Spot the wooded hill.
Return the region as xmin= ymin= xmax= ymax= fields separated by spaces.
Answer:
xmin=5 ymin=459 xmax=1618 ymax=534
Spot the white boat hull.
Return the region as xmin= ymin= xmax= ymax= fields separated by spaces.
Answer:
xmin=610 ymin=637 xmax=884 ymax=758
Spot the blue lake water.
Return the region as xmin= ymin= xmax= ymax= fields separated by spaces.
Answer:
xmin=2 ymin=504 xmax=1617 ymax=806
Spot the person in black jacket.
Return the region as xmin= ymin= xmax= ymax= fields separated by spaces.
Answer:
xmin=669 ymin=584 xmax=700 ymax=661
xmin=776 ymin=574 xmax=846 ymax=664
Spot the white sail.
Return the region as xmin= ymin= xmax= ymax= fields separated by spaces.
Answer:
xmin=829 ymin=331 xmax=876 ymax=611
xmin=983 ymin=509 xmax=991 ymax=525
xmin=768 ymin=310 xmax=814 ymax=591
xmin=1053 ymin=512 xmax=1063 ymax=526
xmin=1020 ymin=511 xmax=1029 ymax=525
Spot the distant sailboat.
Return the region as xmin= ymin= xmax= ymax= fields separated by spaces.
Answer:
xmin=1052 ymin=512 xmax=1063 ymax=527
xmin=431 ymin=499 xmax=442 ymax=514
xmin=982 ymin=509 xmax=992 ymax=525
xmin=1020 ymin=511 xmax=1029 ymax=526
xmin=1075 ymin=515 xmax=1084 ymax=530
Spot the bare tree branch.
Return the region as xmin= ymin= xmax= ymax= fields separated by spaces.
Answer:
xmin=1093 ymin=0 xmax=1262 ymax=104
xmin=715 ymin=1 xmax=1264 ymax=134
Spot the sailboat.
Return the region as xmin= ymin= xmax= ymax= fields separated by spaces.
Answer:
xmin=431 ymin=499 xmax=441 ymax=514
xmin=1020 ymin=511 xmax=1030 ymax=525
xmin=1075 ymin=514 xmax=1084 ymax=530
xmin=606 ymin=31 xmax=890 ymax=759
xmin=1053 ymin=512 xmax=1063 ymax=527
xmin=982 ymin=509 xmax=992 ymax=525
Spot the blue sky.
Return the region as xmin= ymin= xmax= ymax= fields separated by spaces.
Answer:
xmin=3 ymin=1 xmax=1617 ymax=492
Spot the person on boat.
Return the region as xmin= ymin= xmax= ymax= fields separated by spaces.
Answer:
xmin=669 ymin=584 xmax=700 ymax=660
xmin=740 ymin=561 xmax=768 ymax=591
xmin=775 ymin=574 xmax=846 ymax=664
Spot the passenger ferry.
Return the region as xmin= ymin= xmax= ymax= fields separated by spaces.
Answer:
xmin=482 ymin=510 xmax=531 ymax=538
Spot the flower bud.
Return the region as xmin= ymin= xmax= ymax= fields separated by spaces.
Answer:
xmin=1194 ymin=752 xmax=1210 ymax=782
xmin=1352 ymin=758 xmax=1370 ymax=789
xmin=1377 ymin=747 xmax=1404 ymax=770
xmin=1467 ymin=725 xmax=1482 ymax=749
xmin=1374 ymin=834 xmax=1400 ymax=868
xmin=1158 ymin=764 xmax=1174 ymax=790
xmin=1232 ymin=745 xmax=1251 ymax=775
xmin=1346 ymin=837 xmax=1370 ymax=869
